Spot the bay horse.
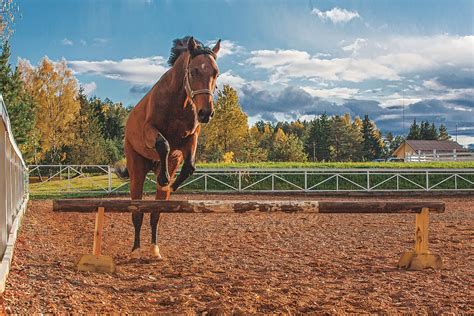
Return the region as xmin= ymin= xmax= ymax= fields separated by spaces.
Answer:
xmin=117 ymin=36 xmax=220 ymax=258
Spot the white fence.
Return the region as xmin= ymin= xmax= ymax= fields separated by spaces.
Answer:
xmin=27 ymin=165 xmax=474 ymax=195
xmin=406 ymin=150 xmax=474 ymax=162
xmin=0 ymin=95 xmax=29 ymax=293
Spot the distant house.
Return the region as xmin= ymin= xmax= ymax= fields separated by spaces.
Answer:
xmin=392 ymin=140 xmax=466 ymax=160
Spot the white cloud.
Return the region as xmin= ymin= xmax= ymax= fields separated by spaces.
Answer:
xmin=79 ymin=39 xmax=87 ymax=46
xmin=456 ymin=135 xmax=474 ymax=147
xmin=93 ymin=38 xmax=109 ymax=46
xmin=206 ymin=40 xmax=244 ymax=58
xmin=302 ymin=86 xmax=359 ymax=99
xmin=311 ymin=7 xmax=360 ymax=24
xmin=422 ymin=78 xmax=445 ymax=91
xmin=81 ymin=82 xmax=97 ymax=95
xmin=62 ymin=38 xmax=73 ymax=46
xmin=247 ymin=49 xmax=399 ymax=83
xmin=68 ymin=56 xmax=168 ymax=84
xmin=342 ymin=38 xmax=367 ymax=55
xmin=246 ymin=35 xmax=474 ymax=84
xmin=218 ymin=70 xmax=246 ymax=89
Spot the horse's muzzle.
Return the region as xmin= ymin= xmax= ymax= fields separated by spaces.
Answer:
xmin=198 ymin=109 xmax=214 ymax=123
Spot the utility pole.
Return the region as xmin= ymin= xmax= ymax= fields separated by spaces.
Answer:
xmin=456 ymin=123 xmax=458 ymax=142
xmin=402 ymin=92 xmax=405 ymax=133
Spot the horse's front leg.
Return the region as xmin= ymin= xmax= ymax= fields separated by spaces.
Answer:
xmin=144 ymin=123 xmax=170 ymax=186
xmin=150 ymin=153 xmax=182 ymax=259
xmin=171 ymin=131 xmax=199 ymax=191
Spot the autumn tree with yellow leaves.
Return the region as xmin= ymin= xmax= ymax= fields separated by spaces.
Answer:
xmin=19 ymin=58 xmax=80 ymax=163
xmin=199 ymin=85 xmax=249 ymax=162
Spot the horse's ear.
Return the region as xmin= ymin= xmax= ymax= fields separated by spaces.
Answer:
xmin=187 ymin=37 xmax=197 ymax=53
xmin=212 ymin=39 xmax=221 ymax=56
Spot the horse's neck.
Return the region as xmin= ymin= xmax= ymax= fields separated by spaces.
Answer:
xmin=165 ymin=55 xmax=188 ymax=109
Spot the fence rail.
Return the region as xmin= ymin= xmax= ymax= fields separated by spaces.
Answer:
xmin=406 ymin=150 xmax=474 ymax=162
xmin=28 ymin=165 xmax=474 ymax=195
xmin=0 ymin=95 xmax=29 ymax=293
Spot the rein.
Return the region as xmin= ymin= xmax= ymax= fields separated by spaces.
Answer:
xmin=184 ymin=55 xmax=215 ymax=103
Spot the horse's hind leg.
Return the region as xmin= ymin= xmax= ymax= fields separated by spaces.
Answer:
xmin=126 ymin=142 xmax=150 ymax=257
xmin=149 ymin=189 xmax=169 ymax=259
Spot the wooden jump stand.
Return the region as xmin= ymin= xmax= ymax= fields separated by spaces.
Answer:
xmin=76 ymin=207 xmax=116 ymax=273
xmin=397 ymin=207 xmax=442 ymax=270
xmin=53 ymin=200 xmax=445 ymax=273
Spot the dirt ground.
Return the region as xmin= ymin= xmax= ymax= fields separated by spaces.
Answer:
xmin=2 ymin=194 xmax=473 ymax=314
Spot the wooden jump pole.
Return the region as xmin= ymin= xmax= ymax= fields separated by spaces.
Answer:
xmin=53 ymin=199 xmax=445 ymax=272
xmin=53 ymin=199 xmax=445 ymax=214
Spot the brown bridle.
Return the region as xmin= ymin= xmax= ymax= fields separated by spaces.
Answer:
xmin=184 ymin=54 xmax=217 ymax=105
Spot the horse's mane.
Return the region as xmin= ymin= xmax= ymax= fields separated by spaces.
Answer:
xmin=168 ymin=36 xmax=216 ymax=66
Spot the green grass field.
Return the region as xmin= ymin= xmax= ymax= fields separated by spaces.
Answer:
xmin=197 ymin=161 xmax=474 ymax=169
xmin=28 ymin=161 xmax=474 ymax=199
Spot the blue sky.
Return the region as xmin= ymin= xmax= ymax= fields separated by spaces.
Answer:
xmin=10 ymin=0 xmax=474 ymax=145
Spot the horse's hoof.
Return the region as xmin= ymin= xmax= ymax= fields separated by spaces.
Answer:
xmin=130 ymin=248 xmax=141 ymax=259
xmin=150 ymin=245 xmax=162 ymax=259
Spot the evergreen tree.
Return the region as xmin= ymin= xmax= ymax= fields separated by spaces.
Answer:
xmin=438 ymin=124 xmax=450 ymax=141
xmin=429 ymin=123 xmax=438 ymax=140
xmin=361 ymin=115 xmax=383 ymax=160
xmin=65 ymin=89 xmax=109 ymax=164
xmin=305 ymin=113 xmax=331 ymax=161
xmin=407 ymin=119 xmax=421 ymax=140
xmin=0 ymin=41 xmax=36 ymax=161
xmin=329 ymin=115 xmax=348 ymax=161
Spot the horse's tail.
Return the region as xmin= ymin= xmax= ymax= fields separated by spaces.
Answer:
xmin=114 ymin=159 xmax=129 ymax=179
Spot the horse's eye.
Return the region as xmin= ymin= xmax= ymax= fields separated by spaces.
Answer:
xmin=191 ymin=68 xmax=199 ymax=76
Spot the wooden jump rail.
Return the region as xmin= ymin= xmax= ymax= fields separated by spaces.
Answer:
xmin=53 ymin=199 xmax=445 ymax=273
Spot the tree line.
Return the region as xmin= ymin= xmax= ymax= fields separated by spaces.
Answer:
xmin=0 ymin=42 xmax=128 ymax=164
xmin=1 ymin=41 xmax=453 ymax=165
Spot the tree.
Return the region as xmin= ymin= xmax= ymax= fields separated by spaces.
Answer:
xmin=19 ymin=57 xmax=80 ymax=163
xmin=0 ymin=41 xmax=36 ymax=161
xmin=305 ymin=113 xmax=331 ymax=162
xmin=438 ymin=124 xmax=450 ymax=141
xmin=268 ymin=128 xmax=307 ymax=162
xmin=328 ymin=114 xmax=363 ymax=162
xmin=0 ymin=0 xmax=18 ymax=43
xmin=361 ymin=115 xmax=383 ymax=160
xmin=64 ymin=89 xmax=108 ymax=164
xmin=407 ymin=119 xmax=420 ymax=140
xmin=241 ymin=126 xmax=268 ymax=162
xmin=200 ymin=85 xmax=249 ymax=161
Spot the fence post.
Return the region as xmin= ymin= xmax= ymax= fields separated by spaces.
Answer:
xmin=107 ymin=165 xmax=112 ymax=193
xmin=304 ymin=170 xmax=307 ymax=192
xmin=238 ymin=170 xmax=242 ymax=192
xmin=426 ymin=171 xmax=429 ymax=191
xmin=366 ymin=170 xmax=370 ymax=191
xmin=0 ymin=122 xmax=7 ymax=257
xmin=453 ymin=149 xmax=457 ymax=161
xmin=6 ymin=141 xmax=12 ymax=231
xmin=67 ymin=166 xmax=71 ymax=192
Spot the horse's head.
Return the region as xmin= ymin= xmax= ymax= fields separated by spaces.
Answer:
xmin=185 ymin=37 xmax=220 ymax=123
